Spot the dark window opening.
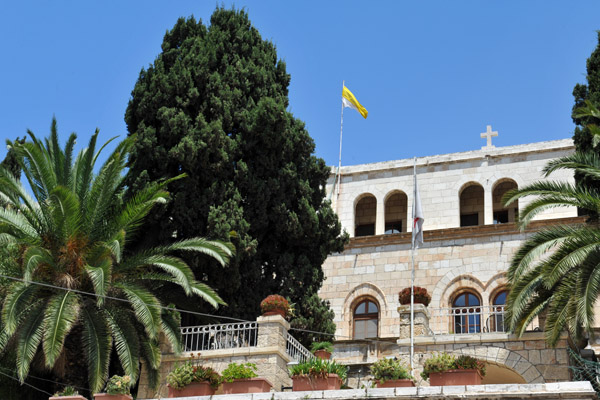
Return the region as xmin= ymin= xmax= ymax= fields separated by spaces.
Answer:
xmin=493 ymin=211 xmax=509 ymax=224
xmin=355 ymin=224 xmax=375 ymax=237
xmin=385 ymin=221 xmax=402 ymax=234
xmin=460 ymin=213 xmax=478 ymax=227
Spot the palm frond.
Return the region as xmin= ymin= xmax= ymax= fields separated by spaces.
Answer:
xmin=2 ymin=282 xmax=39 ymax=336
xmin=114 ymin=283 xmax=161 ymax=340
xmin=42 ymin=290 xmax=80 ymax=366
xmin=16 ymin=302 xmax=45 ymax=381
xmin=81 ymin=302 xmax=112 ymax=393
xmin=105 ymin=308 xmax=140 ymax=381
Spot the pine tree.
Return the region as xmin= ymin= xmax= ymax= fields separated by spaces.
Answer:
xmin=124 ymin=8 xmax=347 ymax=341
xmin=572 ymin=32 xmax=600 ymax=151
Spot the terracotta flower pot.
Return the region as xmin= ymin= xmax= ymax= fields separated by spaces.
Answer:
xmin=292 ymin=374 xmax=342 ymax=391
xmin=168 ymin=382 xmax=215 ymax=397
xmin=262 ymin=309 xmax=286 ymax=318
xmin=49 ymin=396 xmax=87 ymax=400
xmin=376 ymin=379 xmax=415 ymax=388
xmin=314 ymin=349 xmax=332 ymax=360
xmin=93 ymin=394 xmax=132 ymax=400
xmin=429 ymin=369 xmax=482 ymax=386
xmin=221 ymin=378 xmax=273 ymax=394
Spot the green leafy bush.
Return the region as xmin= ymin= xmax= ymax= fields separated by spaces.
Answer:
xmin=221 ymin=362 xmax=258 ymax=383
xmin=289 ymin=357 xmax=348 ymax=381
xmin=370 ymin=358 xmax=412 ymax=383
xmin=310 ymin=341 xmax=333 ymax=353
xmin=53 ymin=386 xmax=79 ymax=397
xmin=167 ymin=361 xmax=221 ymax=390
xmin=421 ymin=353 xmax=486 ymax=380
xmin=104 ymin=375 xmax=131 ymax=395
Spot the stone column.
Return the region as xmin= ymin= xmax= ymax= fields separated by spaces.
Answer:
xmin=375 ymin=198 xmax=385 ymax=235
xmin=484 ymin=187 xmax=494 ymax=225
xmin=397 ymin=304 xmax=432 ymax=338
xmin=257 ymin=314 xmax=290 ymax=349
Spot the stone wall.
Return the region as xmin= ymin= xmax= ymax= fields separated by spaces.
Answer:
xmin=137 ymin=315 xmax=293 ymax=399
xmin=328 ymin=139 xmax=575 ymax=235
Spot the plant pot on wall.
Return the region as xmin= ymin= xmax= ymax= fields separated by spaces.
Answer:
xmin=93 ymin=394 xmax=133 ymax=400
xmin=292 ymin=374 xmax=342 ymax=391
xmin=222 ymin=378 xmax=273 ymax=394
xmin=376 ymin=379 xmax=415 ymax=388
xmin=168 ymin=382 xmax=215 ymax=397
xmin=49 ymin=396 xmax=87 ymax=400
xmin=314 ymin=349 xmax=332 ymax=360
xmin=429 ymin=369 xmax=482 ymax=386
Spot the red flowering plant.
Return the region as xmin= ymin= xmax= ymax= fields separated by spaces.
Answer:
xmin=398 ymin=286 xmax=431 ymax=306
xmin=260 ymin=294 xmax=291 ymax=317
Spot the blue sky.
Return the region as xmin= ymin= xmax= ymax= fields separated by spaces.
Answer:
xmin=0 ymin=1 xmax=599 ymax=168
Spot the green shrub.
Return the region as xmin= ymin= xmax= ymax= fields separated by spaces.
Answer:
xmin=421 ymin=353 xmax=486 ymax=380
xmin=166 ymin=362 xmax=221 ymax=390
xmin=289 ymin=357 xmax=348 ymax=381
xmin=221 ymin=362 xmax=258 ymax=383
xmin=310 ymin=341 xmax=334 ymax=353
xmin=53 ymin=386 xmax=79 ymax=397
xmin=104 ymin=375 xmax=131 ymax=395
xmin=370 ymin=358 xmax=412 ymax=383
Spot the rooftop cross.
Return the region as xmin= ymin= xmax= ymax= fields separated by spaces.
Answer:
xmin=480 ymin=125 xmax=498 ymax=149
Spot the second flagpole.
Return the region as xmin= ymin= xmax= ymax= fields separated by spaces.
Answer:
xmin=335 ymin=80 xmax=345 ymax=206
xmin=410 ymin=157 xmax=416 ymax=372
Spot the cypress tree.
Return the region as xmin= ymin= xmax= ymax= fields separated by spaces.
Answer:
xmin=125 ymin=8 xmax=347 ymax=343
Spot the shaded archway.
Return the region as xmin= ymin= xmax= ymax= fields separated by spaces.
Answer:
xmin=492 ymin=179 xmax=518 ymax=224
xmin=459 ymin=182 xmax=484 ymax=227
xmin=384 ymin=191 xmax=408 ymax=234
xmin=354 ymin=194 xmax=377 ymax=237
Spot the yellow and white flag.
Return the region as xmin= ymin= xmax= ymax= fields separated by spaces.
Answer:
xmin=342 ymin=86 xmax=368 ymax=119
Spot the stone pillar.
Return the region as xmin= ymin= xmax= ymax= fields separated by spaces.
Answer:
xmin=375 ymin=198 xmax=385 ymax=235
xmin=484 ymin=187 xmax=494 ymax=225
xmin=257 ymin=314 xmax=290 ymax=349
xmin=397 ymin=304 xmax=432 ymax=338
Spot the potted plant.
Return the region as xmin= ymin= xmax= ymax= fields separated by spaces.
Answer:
xmin=166 ymin=358 xmax=221 ymax=397
xmin=370 ymin=358 xmax=414 ymax=388
xmin=311 ymin=341 xmax=334 ymax=360
xmin=94 ymin=375 xmax=132 ymax=400
xmin=289 ymin=357 xmax=348 ymax=391
xmin=260 ymin=294 xmax=290 ymax=318
xmin=421 ymin=353 xmax=485 ymax=386
xmin=49 ymin=386 xmax=86 ymax=400
xmin=398 ymin=286 xmax=431 ymax=306
xmin=221 ymin=362 xmax=273 ymax=393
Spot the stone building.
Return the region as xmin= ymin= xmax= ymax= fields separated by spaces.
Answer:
xmin=320 ymin=130 xmax=583 ymax=386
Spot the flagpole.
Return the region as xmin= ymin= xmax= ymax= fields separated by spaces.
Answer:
xmin=410 ymin=157 xmax=416 ymax=372
xmin=336 ymin=80 xmax=345 ymax=207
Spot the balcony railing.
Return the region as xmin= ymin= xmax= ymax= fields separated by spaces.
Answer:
xmin=286 ymin=332 xmax=314 ymax=362
xmin=428 ymin=306 xmax=507 ymax=335
xmin=181 ymin=322 xmax=258 ymax=352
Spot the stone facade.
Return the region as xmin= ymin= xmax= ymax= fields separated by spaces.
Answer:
xmin=321 ymin=138 xmax=583 ymax=385
xmin=137 ymin=315 xmax=293 ymax=399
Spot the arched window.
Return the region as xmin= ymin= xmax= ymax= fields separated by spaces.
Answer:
xmin=353 ymin=298 xmax=379 ymax=339
xmin=459 ymin=183 xmax=484 ymax=227
xmin=452 ymin=291 xmax=481 ymax=334
xmin=490 ymin=290 xmax=507 ymax=333
xmin=384 ymin=191 xmax=407 ymax=234
xmin=355 ymin=195 xmax=377 ymax=237
xmin=493 ymin=180 xmax=518 ymax=224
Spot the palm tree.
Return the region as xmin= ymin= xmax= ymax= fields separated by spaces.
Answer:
xmin=0 ymin=119 xmax=233 ymax=392
xmin=504 ymin=101 xmax=600 ymax=346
